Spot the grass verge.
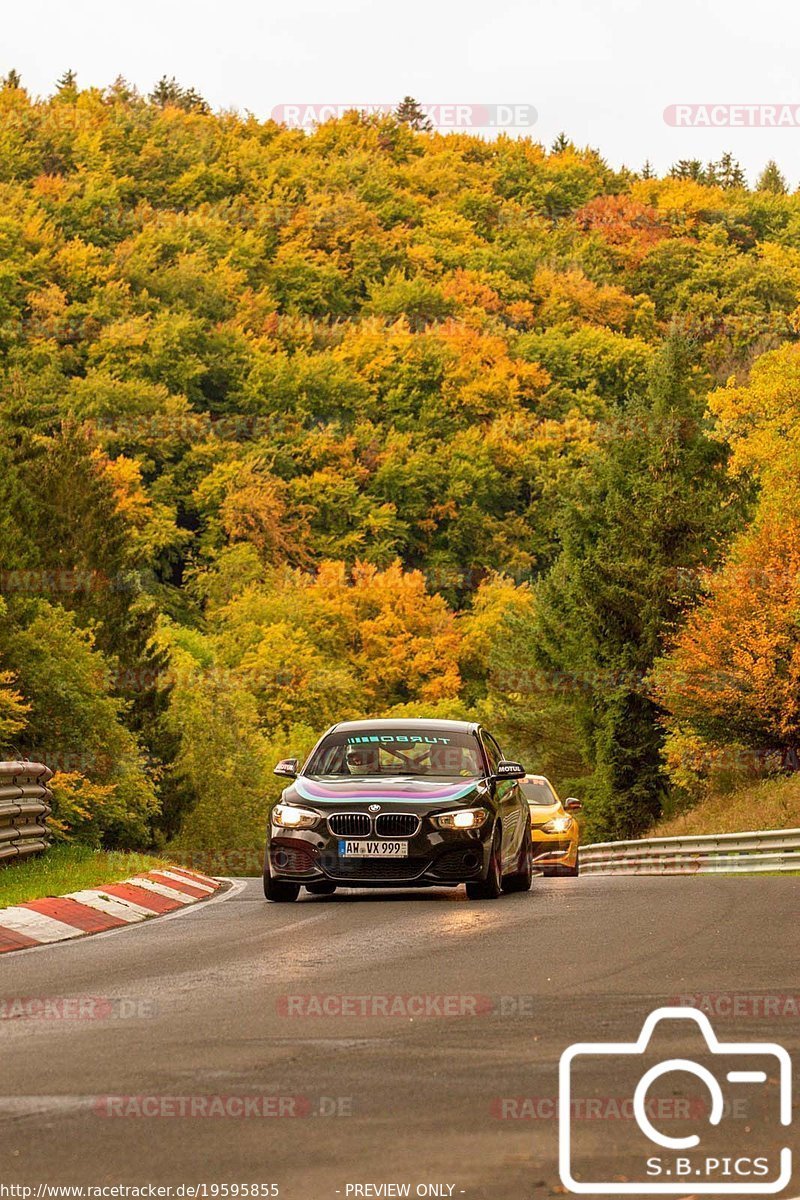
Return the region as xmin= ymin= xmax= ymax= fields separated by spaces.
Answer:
xmin=652 ymin=774 xmax=800 ymax=838
xmin=0 ymin=843 xmax=174 ymax=909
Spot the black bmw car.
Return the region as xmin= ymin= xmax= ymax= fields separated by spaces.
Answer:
xmin=263 ymin=719 xmax=533 ymax=902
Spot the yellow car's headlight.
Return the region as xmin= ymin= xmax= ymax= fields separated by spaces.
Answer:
xmin=436 ymin=808 xmax=490 ymax=830
xmin=540 ymin=816 xmax=572 ymax=834
xmin=272 ymin=804 xmax=319 ymax=829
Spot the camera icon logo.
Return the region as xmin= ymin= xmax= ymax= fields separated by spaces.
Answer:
xmin=558 ymin=1006 xmax=792 ymax=1194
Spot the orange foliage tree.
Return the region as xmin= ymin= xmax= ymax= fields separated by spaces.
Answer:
xmin=652 ymin=508 xmax=800 ymax=779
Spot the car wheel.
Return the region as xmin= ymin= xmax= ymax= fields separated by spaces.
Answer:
xmin=305 ymin=881 xmax=337 ymax=895
xmin=502 ymin=828 xmax=533 ymax=893
xmin=466 ymin=826 xmax=503 ymax=900
xmin=263 ymin=868 xmax=301 ymax=902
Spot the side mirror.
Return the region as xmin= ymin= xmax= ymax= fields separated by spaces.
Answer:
xmin=495 ymin=760 xmax=526 ymax=780
xmin=564 ymin=797 xmax=582 ymax=812
xmin=274 ymin=758 xmax=299 ymax=779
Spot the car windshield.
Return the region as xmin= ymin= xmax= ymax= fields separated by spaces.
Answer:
xmin=520 ymin=779 xmax=558 ymax=806
xmin=305 ymin=729 xmax=484 ymax=778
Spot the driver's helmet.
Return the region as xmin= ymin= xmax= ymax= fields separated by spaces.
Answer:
xmin=344 ymin=744 xmax=380 ymax=774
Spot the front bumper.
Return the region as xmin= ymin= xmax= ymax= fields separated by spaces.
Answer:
xmin=530 ymin=826 xmax=578 ymax=867
xmin=267 ymin=825 xmax=492 ymax=887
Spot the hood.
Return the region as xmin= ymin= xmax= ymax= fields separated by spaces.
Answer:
xmin=286 ymin=774 xmax=486 ymax=809
xmin=528 ymin=800 xmax=564 ymax=826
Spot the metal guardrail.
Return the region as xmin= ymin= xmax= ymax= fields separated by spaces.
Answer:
xmin=581 ymin=827 xmax=800 ymax=875
xmin=0 ymin=762 xmax=53 ymax=865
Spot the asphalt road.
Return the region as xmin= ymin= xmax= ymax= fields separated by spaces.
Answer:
xmin=0 ymin=876 xmax=798 ymax=1200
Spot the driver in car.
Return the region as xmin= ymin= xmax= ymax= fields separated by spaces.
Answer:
xmin=345 ymin=745 xmax=381 ymax=774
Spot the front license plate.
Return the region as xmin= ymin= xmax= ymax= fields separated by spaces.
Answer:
xmin=338 ymin=839 xmax=409 ymax=858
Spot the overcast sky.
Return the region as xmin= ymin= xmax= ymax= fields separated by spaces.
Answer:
xmin=5 ymin=0 xmax=800 ymax=183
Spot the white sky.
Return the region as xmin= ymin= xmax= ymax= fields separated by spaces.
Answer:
xmin=5 ymin=0 xmax=800 ymax=183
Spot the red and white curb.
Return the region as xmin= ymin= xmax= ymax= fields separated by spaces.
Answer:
xmin=0 ymin=868 xmax=222 ymax=954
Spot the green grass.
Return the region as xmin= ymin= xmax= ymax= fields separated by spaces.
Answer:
xmin=0 ymin=844 xmax=174 ymax=908
xmin=652 ymin=773 xmax=800 ymax=838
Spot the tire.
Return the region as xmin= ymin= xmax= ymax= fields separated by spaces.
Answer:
xmin=305 ymin=880 xmax=337 ymax=896
xmin=263 ymin=868 xmax=300 ymax=902
xmin=466 ymin=826 xmax=503 ymax=900
xmin=502 ymin=827 xmax=533 ymax=893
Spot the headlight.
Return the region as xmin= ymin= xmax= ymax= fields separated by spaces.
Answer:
xmin=541 ymin=816 xmax=572 ymax=834
xmin=272 ymin=804 xmax=319 ymax=829
xmin=436 ymin=808 xmax=490 ymax=830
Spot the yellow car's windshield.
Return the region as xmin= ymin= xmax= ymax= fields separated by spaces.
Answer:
xmin=520 ymin=779 xmax=558 ymax=806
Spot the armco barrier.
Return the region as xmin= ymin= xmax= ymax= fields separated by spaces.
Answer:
xmin=0 ymin=761 xmax=53 ymax=865
xmin=581 ymin=827 xmax=800 ymax=875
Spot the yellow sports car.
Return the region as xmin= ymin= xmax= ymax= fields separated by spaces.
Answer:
xmin=520 ymin=774 xmax=581 ymax=877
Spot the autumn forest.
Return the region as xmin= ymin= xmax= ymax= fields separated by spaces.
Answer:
xmin=1 ymin=75 xmax=799 ymax=856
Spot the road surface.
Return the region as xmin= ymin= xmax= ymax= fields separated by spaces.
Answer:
xmin=0 ymin=877 xmax=798 ymax=1199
